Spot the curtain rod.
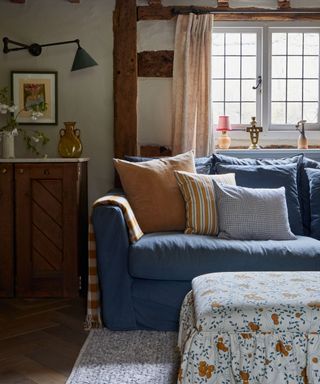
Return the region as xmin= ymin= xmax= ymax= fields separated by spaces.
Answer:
xmin=172 ymin=7 xmax=320 ymax=15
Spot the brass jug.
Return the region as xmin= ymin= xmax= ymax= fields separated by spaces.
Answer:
xmin=58 ymin=121 xmax=83 ymax=158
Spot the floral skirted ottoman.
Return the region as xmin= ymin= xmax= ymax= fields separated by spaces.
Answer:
xmin=178 ymin=272 xmax=320 ymax=384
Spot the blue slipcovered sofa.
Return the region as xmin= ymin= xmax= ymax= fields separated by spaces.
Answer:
xmin=92 ymin=151 xmax=320 ymax=331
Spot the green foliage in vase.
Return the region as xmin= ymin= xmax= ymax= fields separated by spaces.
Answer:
xmin=0 ymin=86 xmax=50 ymax=157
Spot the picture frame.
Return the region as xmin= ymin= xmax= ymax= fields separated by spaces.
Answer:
xmin=11 ymin=71 xmax=58 ymax=125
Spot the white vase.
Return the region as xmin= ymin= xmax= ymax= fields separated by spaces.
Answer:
xmin=2 ymin=133 xmax=15 ymax=159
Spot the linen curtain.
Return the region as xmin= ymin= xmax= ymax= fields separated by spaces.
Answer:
xmin=172 ymin=13 xmax=213 ymax=157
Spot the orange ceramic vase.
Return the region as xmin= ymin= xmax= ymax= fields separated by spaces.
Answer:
xmin=58 ymin=121 xmax=83 ymax=158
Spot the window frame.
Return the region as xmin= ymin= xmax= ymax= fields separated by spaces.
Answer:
xmin=212 ymin=26 xmax=263 ymax=131
xmin=212 ymin=22 xmax=320 ymax=134
xmin=267 ymin=27 xmax=320 ymax=131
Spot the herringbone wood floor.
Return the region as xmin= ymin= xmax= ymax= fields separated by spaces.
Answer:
xmin=0 ymin=298 xmax=88 ymax=384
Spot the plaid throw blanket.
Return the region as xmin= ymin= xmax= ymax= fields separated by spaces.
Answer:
xmin=85 ymin=195 xmax=143 ymax=330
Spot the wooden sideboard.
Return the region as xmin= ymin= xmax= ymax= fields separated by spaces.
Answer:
xmin=0 ymin=158 xmax=88 ymax=298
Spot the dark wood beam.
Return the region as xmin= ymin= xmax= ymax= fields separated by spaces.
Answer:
xmin=10 ymin=0 xmax=25 ymax=3
xmin=137 ymin=6 xmax=320 ymax=21
xmin=113 ymin=0 xmax=137 ymax=159
xmin=138 ymin=6 xmax=172 ymax=20
xmin=278 ymin=0 xmax=290 ymax=9
xmin=217 ymin=0 xmax=229 ymax=8
xmin=138 ymin=51 xmax=173 ymax=77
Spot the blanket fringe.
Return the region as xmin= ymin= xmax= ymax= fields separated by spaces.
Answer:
xmin=84 ymin=314 xmax=103 ymax=331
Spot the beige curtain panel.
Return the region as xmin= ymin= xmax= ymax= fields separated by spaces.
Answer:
xmin=172 ymin=13 xmax=213 ymax=157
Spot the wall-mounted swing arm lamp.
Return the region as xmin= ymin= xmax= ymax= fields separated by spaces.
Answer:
xmin=3 ymin=37 xmax=98 ymax=71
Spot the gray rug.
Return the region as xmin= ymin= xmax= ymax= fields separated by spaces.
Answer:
xmin=66 ymin=329 xmax=179 ymax=384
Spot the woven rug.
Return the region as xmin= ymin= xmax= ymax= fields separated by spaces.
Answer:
xmin=66 ymin=329 xmax=179 ymax=384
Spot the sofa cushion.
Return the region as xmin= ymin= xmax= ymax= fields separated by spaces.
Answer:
xmin=305 ymin=167 xmax=320 ymax=240
xmin=129 ymin=233 xmax=320 ymax=281
xmin=213 ymin=182 xmax=296 ymax=240
xmin=175 ymin=171 xmax=236 ymax=236
xmin=125 ymin=155 xmax=212 ymax=175
xmin=114 ymin=151 xmax=196 ymax=233
xmin=215 ymin=163 xmax=303 ymax=235
xmin=300 ymin=157 xmax=320 ymax=234
xmin=210 ymin=153 xmax=302 ymax=174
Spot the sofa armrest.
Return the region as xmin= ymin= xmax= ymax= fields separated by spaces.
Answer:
xmin=92 ymin=205 xmax=137 ymax=329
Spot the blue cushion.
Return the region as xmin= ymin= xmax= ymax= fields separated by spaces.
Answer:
xmin=129 ymin=232 xmax=320 ymax=281
xmin=210 ymin=153 xmax=303 ymax=174
xmin=305 ymin=168 xmax=320 ymax=240
xmin=124 ymin=155 xmax=212 ymax=174
xmin=300 ymin=157 xmax=320 ymax=234
xmin=213 ymin=182 xmax=296 ymax=240
xmin=215 ymin=163 xmax=303 ymax=235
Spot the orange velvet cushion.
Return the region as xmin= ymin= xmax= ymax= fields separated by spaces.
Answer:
xmin=113 ymin=151 xmax=196 ymax=233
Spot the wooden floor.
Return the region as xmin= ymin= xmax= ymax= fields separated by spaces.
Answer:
xmin=0 ymin=298 xmax=88 ymax=384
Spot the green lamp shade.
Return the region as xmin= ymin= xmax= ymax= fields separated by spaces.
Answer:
xmin=71 ymin=47 xmax=98 ymax=71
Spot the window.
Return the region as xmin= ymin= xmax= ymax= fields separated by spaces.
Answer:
xmin=271 ymin=30 xmax=320 ymax=127
xmin=212 ymin=29 xmax=261 ymax=128
xmin=212 ymin=26 xmax=320 ymax=132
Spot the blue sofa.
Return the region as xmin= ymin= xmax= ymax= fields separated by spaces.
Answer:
xmin=93 ymin=151 xmax=320 ymax=331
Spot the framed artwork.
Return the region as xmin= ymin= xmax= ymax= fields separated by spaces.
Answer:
xmin=11 ymin=71 xmax=58 ymax=125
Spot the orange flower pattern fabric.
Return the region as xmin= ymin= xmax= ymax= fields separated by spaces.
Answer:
xmin=178 ymin=272 xmax=320 ymax=383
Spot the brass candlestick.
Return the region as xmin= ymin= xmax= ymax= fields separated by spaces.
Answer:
xmin=246 ymin=117 xmax=263 ymax=149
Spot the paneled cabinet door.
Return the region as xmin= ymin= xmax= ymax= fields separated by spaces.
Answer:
xmin=15 ymin=163 xmax=79 ymax=297
xmin=0 ymin=164 xmax=14 ymax=297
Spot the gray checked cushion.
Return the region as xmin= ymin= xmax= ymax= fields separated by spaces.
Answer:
xmin=213 ymin=181 xmax=296 ymax=241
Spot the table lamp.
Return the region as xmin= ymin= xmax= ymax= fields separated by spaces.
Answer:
xmin=216 ymin=115 xmax=232 ymax=149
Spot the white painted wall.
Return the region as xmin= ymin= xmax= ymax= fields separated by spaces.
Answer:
xmin=0 ymin=0 xmax=115 ymax=205
xmin=137 ymin=0 xmax=320 ymax=149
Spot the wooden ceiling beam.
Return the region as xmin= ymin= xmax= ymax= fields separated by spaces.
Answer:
xmin=10 ymin=0 xmax=81 ymax=2
xmin=217 ymin=0 xmax=229 ymax=8
xmin=137 ymin=6 xmax=320 ymax=21
xmin=278 ymin=0 xmax=290 ymax=9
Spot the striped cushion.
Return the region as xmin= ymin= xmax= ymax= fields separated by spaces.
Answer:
xmin=175 ymin=171 xmax=236 ymax=235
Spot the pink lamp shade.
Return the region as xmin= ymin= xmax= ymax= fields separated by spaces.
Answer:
xmin=216 ymin=115 xmax=232 ymax=131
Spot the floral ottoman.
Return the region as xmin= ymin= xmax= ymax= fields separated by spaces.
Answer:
xmin=178 ymin=272 xmax=320 ymax=384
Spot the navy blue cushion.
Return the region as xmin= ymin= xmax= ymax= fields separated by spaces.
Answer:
xmin=305 ymin=168 xmax=320 ymax=240
xmin=300 ymin=157 xmax=320 ymax=234
xmin=210 ymin=153 xmax=303 ymax=174
xmin=216 ymin=163 xmax=303 ymax=235
xmin=124 ymin=155 xmax=212 ymax=175
xmin=124 ymin=155 xmax=153 ymax=162
xmin=129 ymin=232 xmax=320 ymax=281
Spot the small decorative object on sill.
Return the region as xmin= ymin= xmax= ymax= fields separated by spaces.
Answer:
xmin=246 ymin=117 xmax=263 ymax=149
xmin=216 ymin=115 xmax=232 ymax=149
xmin=58 ymin=121 xmax=83 ymax=158
xmin=0 ymin=86 xmax=49 ymax=158
xmin=296 ymin=120 xmax=308 ymax=149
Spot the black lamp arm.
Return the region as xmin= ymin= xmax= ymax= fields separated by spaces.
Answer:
xmin=3 ymin=37 xmax=81 ymax=55
xmin=40 ymin=39 xmax=80 ymax=49
xmin=3 ymin=37 xmax=29 ymax=53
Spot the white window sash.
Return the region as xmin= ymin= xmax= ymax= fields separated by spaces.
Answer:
xmin=212 ymin=22 xmax=320 ymax=135
xmin=267 ymin=27 xmax=320 ymax=131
